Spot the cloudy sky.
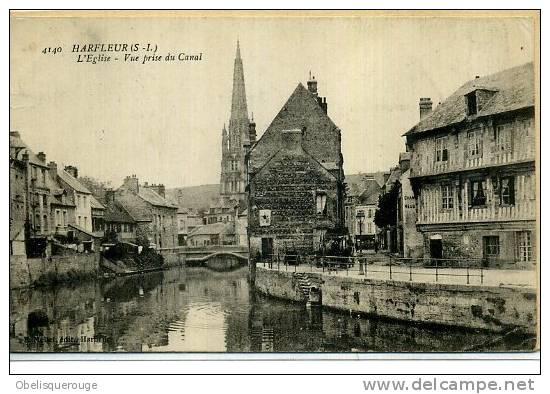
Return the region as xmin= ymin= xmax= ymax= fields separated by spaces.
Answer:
xmin=10 ymin=12 xmax=535 ymax=188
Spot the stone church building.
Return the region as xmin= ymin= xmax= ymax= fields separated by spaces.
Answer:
xmin=220 ymin=40 xmax=255 ymax=207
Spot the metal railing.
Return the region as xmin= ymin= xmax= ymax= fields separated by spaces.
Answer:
xmin=258 ymin=253 xmax=485 ymax=285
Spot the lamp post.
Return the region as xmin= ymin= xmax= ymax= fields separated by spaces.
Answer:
xmin=356 ymin=210 xmax=365 ymax=275
xmin=356 ymin=210 xmax=365 ymax=251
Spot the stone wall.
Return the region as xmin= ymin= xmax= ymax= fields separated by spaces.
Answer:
xmin=255 ymin=266 xmax=537 ymax=334
xmin=422 ymin=227 xmax=536 ymax=269
xmin=10 ymin=253 xmax=100 ymax=289
xmin=249 ymin=141 xmax=341 ymax=258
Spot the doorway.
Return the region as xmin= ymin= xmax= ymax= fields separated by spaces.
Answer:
xmin=429 ymin=239 xmax=443 ymax=259
xmin=261 ymin=238 xmax=273 ymax=258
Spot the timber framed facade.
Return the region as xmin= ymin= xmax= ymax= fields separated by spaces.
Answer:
xmin=404 ymin=63 xmax=536 ymax=268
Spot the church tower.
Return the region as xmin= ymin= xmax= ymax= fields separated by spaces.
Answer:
xmin=220 ymin=40 xmax=251 ymax=206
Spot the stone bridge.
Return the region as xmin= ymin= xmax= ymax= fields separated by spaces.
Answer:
xmin=159 ymin=245 xmax=249 ymax=266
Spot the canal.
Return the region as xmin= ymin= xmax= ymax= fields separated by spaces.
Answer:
xmin=10 ymin=258 xmax=534 ymax=353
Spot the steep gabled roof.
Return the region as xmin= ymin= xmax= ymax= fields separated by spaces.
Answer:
xmin=404 ymin=62 xmax=534 ymax=137
xmin=138 ymin=188 xmax=178 ymax=209
xmin=346 ymin=172 xmax=388 ymax=197
xmin=9 ymin=134 xmax=48 ymax=167
xmin=249 ymin=83 xmax=341 ymax=174
xmin=104 ymin=202 xmax=136 ymax=224
xmin=358 ymin=179 xmax=382 ymax=205
xmin=58 ymin=170 xmax=91 ymax=194
xmin=90 ymin=195 xmax=105 ymax=210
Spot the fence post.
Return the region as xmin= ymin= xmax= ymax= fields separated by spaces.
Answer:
xmin=466 ymin=265 xmax=470 ymax=285
xmin=389 ymin=256 xmax=393 ymax=280
xmin=409 ymin=260 xmax=412 ymax=282
xmin=435 ymin=259 xmax=438 ymax=282
xmin=480 ymin=267 xmax=484 ymax=285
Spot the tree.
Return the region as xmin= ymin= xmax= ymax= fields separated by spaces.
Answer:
xmin=374 ymin=182 xmax=399 ymax=229
xmin=79 ymin=176 xmax=112 ymax=199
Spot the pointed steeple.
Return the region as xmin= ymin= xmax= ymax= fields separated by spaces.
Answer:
xmin=230 ymin=40 xmax=248 ymax=122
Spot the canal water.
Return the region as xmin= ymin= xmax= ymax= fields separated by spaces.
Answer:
xmin=10 ymin=257 xmax=534 ymax=353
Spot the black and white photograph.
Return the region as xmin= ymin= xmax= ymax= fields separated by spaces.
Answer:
xmin=9 ymin=10 xmax=539 ymax=358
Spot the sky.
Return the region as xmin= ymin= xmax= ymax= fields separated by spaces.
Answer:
xmin=10 ymin=13 xmax=535 ymax=188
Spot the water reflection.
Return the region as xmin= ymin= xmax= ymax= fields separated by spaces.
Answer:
xmin=10 ymin=263 xmax=535 ymax=353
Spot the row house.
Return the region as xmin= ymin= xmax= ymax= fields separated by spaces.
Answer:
xmin=115 ymin=176 xmax=178 ymax=249
xmin=101 ymin=190 xmax=137 ymax=243
xmin=9 ymin=131 xmax=100 ymax=255
xmin=344 ymin=173 xmax=386 ymax=250
xmin=404 ymin=62 xmax=536 ymax=267
xmin=247 ymin=76 xmax=346 ymax=258
xmin=10 ymin=132 xmax=62 ymax=256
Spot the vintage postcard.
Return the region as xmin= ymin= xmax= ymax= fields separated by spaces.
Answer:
xmin=9 ymin=10 xmax=539 ymax=355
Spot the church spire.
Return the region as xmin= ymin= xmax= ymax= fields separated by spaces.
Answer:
xmin=230 ymin=39 xmax=248 ymax=122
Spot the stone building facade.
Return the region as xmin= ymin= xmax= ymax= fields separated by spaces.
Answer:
xmin=404 ymin=62 xmax=536 ymax=268
xmin=344 ymin=173 xmax=385 ymax=250
xmin=247 ymin=77 xmax=346 ymax=258
xmin=115 ymin=175 xmax=178 ymax=249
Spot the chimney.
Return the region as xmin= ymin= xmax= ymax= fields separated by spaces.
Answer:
xmin=419 ymin=98 xmax=433 ymax=120
xmin=281 ymin=129 xmax=303 ymax=152
xmin=399 ymin=152 xmax=411 ymax=172
xmin=157 ymin=184 xmax=166 ymax=198
xmin=307 ymin=74 xmax=318 ymax=96
xmin=319 ymin=96 xmax=328 ymax=114
xmin=104 ymin=188 xmax=116 ymax=205
xmin=64 ymin=165 xmax=78 ymax=179
xmin=248 ymin=120 xmax=257 ymax=145
xmin=48 ymin=161 xmax=57 ymax=180
xmin=37 ymin=151 xmax=46 ymax=163
xmin=10 ymin=131 xmax=20 ymax=138
xmin=123 ymin=175 xmax=139 ymax=194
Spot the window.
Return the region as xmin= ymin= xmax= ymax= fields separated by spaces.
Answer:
xmin=435 ymin=137 xmax=448 ymax=162
xmin=77 ymin=195 xmax=81 ymax=207
xmin=441 ymin=185 xmax=454 ymax=209
xmin=316 ymin=193 xmax=327 ymax=215
xmin=78 ymin=216 xmax=81 ymax=226
xmin=43 ymin=215 xmax=48 ymax=232
xmin=496 ymin=125 xmax=512 ymax=152
xmin=483 ymin=236 xmax=500 ymax=258
xmin=499 ymin=177 xmax=515 ymax=205
xmin=42 ymin=194 xmax=47 ymax=207
xmin=63 ymin=211 xmax=67 ymax=226
xmin=41 ymin=169 xmax=46 ymax=184
xmin=467 ymin=130 xmax=482 ymax=157
xmin=35 ymin=214 xmax=41 ymax=231
xmin=516 ymin=231 xmax=533 ymax=262
xmin=84 ymin=217 xmax=87 ymax=228
xmin=470 ymin=179 xmax=486 ymax=206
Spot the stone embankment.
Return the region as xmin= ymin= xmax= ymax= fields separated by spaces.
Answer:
xmin=254 ymin=266 xmax=537 ymax=334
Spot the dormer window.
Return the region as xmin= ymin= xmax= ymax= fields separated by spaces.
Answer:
xmin=466 ymin=91 xmax=477 ymax=115
xmin=465 ymin=88 xmax=498 ymax=116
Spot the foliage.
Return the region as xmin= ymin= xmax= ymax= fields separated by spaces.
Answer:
xmin=374 ymin=182 xmax=399 ymax=229
xmin=79 ymin=176 xmax=112 ymax=199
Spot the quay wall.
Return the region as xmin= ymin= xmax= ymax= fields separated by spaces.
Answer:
xmin=255 ymin=266 xmax=537 ymax=334
xmin=10 ymin=253 xmax=100 ymax=289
